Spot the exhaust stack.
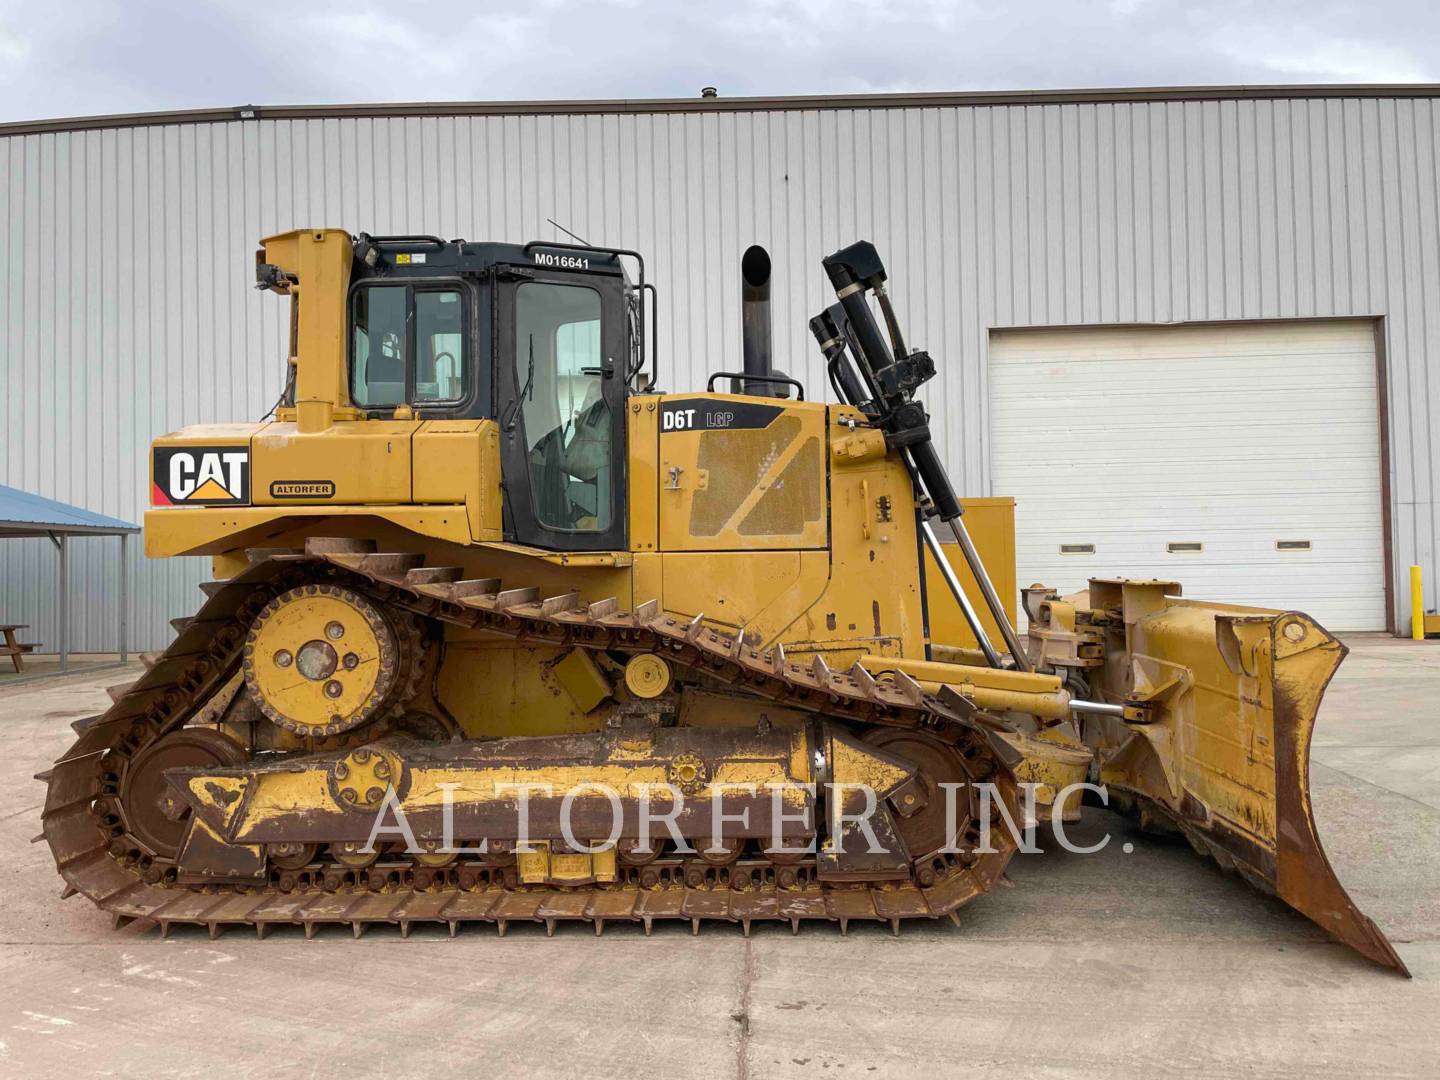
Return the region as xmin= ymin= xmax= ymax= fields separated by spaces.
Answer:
xmin=740 ymin=244 xmax=788 ymax=397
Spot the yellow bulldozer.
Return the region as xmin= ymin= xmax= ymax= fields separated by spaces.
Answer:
xmin=38 ymin=229 xmax=1404 ymax=972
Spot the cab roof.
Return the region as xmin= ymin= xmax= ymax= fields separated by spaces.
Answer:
xmin=351 ymin=234 xmax=630 ymax=282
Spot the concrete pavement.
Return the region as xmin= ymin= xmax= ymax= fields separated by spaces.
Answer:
xmin=1 ymin=636 xmax=1436 ymax=1078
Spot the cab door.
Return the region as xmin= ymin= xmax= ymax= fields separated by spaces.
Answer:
xmin=496 ymin=271 xmax=628 ymax=551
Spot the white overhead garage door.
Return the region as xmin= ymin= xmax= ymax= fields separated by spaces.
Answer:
xmin=988 ymin=320 xmax=1386 ymax=631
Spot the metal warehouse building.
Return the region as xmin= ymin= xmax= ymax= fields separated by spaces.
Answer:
xmin=2 ymin=84 xmax=1438 ymax=649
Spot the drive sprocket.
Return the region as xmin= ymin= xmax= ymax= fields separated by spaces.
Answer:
xmin=242 ymin=583 xmax=420 ymax=737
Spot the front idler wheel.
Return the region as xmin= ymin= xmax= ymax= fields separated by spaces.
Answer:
xmin=119 ymin=728 xmax=249 ymax=860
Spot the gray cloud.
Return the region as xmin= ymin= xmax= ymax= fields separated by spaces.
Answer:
xmin=0 ymin=0 xmax=1432 ymax=124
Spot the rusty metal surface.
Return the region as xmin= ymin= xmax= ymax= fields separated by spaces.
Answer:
xmin=170 ymin=728 xmax=822 ymax=847
xmin=1065 ymin=579 xmax=1409 ymax=976
xmin=40 ymin=542 xmax=1017 ymax=939
xmin=116 ymin=728 xmax=248 ymax=859
xmin=43 ymin=543 xmax=1404 ymax=967
xmin=1270 ymin=642 xmax=1406 ymax=972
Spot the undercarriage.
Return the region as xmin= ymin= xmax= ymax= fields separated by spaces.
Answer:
xmin=40 ymin=537 xmax=1023 ymax=938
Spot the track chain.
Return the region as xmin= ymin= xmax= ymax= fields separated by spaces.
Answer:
xmin=38 ymin=538 xmax=1017 ymax=939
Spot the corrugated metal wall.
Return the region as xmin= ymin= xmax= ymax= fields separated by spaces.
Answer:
xmin=3 ymin=95 xmax=1437 ymax=649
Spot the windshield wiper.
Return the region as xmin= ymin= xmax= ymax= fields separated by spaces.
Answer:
xmin=502 ymin=334 xmax=537 ymax=432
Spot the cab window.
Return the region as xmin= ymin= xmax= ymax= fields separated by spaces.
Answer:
xmin=351 ymin=286 xmax=407 ymax=407
xmin=514 ymin=282 xmax=611 ymax=532
xmin=351 ymin=284 xmax=467 ymax=409
xmin=414 ymin=291 xmax=464 ymax=402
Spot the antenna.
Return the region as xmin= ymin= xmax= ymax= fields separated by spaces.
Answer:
xmin=546 ymin=217 xmax=591 ymax=246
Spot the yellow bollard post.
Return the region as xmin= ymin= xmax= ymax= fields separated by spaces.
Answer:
xmin=1413 ymin=565 xmax=1426 ymax=641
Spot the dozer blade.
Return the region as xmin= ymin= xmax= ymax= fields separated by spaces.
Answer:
xmin=1084 ymin=579 xmax=1408 ymax=975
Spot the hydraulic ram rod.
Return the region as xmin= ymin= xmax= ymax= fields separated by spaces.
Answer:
xmin=921 ymin=519 xmax=1003 ymax=669
xmin=944 ymin=514 xmax=1033 ymax=672
xmin=1069 ymin=699 xmax=1127 ymax=717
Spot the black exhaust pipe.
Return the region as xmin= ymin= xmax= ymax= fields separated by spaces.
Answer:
xmin=741 ymin=244 xmax=788 ymax=397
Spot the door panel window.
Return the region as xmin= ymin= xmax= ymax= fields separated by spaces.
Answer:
xmin=514 ymin=282 xmax=611 ymax=532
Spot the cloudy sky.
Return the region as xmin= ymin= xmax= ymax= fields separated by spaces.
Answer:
xmin=0 ymin=0 xmax=1431 ymax=124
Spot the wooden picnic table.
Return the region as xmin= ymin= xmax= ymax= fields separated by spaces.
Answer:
xmin=0 ymin=624 xmax=40 ymax=673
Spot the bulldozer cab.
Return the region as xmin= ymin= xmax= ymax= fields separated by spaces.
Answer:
xmin=344 ymin=235 xmax=638 ymax=552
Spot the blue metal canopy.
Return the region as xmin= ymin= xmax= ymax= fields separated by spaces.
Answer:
xmin=0 ymin=484 xmax=138 ymax=537
xmin=0 ymin=484 xmax=137 ymax=675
